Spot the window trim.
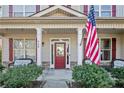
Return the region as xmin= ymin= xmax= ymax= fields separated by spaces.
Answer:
xmin=100 ymin=5 xmax=112 ymax=17
xmin=13 ymin=38 xmax=36 ymax=61
xmin=99 ymin=37 xmax=112 ymax=62
xmin=13 ymin=39 xmax=25 ymax=59
xmin=0 ymin=6 xmax=2 ymax=17
xmin=88 ymin=5 xmax=112 ymax=17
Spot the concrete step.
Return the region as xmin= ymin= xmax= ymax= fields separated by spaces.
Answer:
xmin=43 ymin=80 xmax=68 ymax=88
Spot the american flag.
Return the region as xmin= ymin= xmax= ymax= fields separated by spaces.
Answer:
xmin=85 ymin=5 xmax=101 ymax=65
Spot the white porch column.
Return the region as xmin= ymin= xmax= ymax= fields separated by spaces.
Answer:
xmin=36 ymin=28 xmax=42 ymax=66
xmin=77 ymin=28 xmax=83 ymax=65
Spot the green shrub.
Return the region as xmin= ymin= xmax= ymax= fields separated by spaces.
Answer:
xmin=72 ymin=64 xmax=115 ymax=88
xmin=0 ymin=49 xmax=2 ymax=64
xmin=0 ymin=64 xmax=5 ymax=72
xmin=101 ymin=66 xmax=112 ymax=72
xmin=111 ymin=67 xmax=124 ymax=79
xmin=114 ymin=79 xmax=124 ymax=88
xmin=0 ymin=64 xmax=42 ymax=88
xmin=110 ymin=68 xmax=124 ymax=88
xmin=0 ymin=73 xmax=4 ymax=86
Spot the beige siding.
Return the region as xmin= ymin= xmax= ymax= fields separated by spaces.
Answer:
xmin=116 ymin=36 xmax=121 ymax=59
xmin=5 ymin=33 xmax=36 ymax=39
xmin=120 ymin=33 xmax=124 ymax=58
xmin=2 ymin=37 xmax=9 ymax=62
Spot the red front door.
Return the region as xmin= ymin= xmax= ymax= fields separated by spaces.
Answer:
xmin=55 ymin=42 xmax=66 ymax=69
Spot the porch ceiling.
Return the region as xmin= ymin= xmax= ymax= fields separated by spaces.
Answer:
xmin=0 ymin=28 xmax=77 ymax=36
xmin=0 ymin=28 xmax=36 ymax=36
xmin=43 ymin=28 xmax=77 ymax=34
xmin=98 ymin=28 xmax=124 ymax=34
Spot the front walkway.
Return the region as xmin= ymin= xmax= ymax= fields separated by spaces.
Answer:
xmin=41 ymin=69 xmax=72 ymax=88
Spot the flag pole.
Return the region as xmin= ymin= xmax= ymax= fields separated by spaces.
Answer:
xmin=80 ymin=32 xmax=83 ymax=46
xmin=80 ymin=28 xmax=86 ymax=46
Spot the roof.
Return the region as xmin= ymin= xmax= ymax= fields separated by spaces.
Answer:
xmin=29 ymin=5 xmax=86 ymax=17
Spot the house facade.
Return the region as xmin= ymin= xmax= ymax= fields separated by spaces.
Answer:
xmin=0 ymin=5 xmax=124 ymax=69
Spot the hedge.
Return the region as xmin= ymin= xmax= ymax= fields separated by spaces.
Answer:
xmin=0 ymin=64 xmax=5 ymax=72
xmin=0 ymin=49 xmax=1 ymax=64
xmin=0 ymin=64 xmax=42 ymax=88
xmin=111 ymin=67 xmax=124 ymax=79
xmin=110 ymin=67 xmax=124 ymax=87
xmin=72 ymin=64 xmax=115 ymax=88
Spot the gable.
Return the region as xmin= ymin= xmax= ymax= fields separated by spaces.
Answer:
xmin=42 ymin=8 xmax=77 ymax=17
xmin=31 ymin=5 xmax=86 ymax=17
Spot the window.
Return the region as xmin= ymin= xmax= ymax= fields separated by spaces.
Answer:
xmin=100 ymin=38 xmax=112 ymax=61
xmin=14 ymin=39 xmax=25 ymax=59
xmin=13 ymin=5 xmax=36 ymax=17
xmin=14 ymin=39 xmax=36 ymax=62
xmin=94 ymin=5 xmax=99 ymax=17
xmin=25 ymin=5 xmax=36 ymax=16
xmin=13 ymin=5 xmax=24 ymax=17
xmin=56 ymin=44 xmax=64 ymax=56
xmin=83 ymin=37 xmax=113 ymax=62
xmin=101 ymin=5 xmax=111 ymax=17
xmin=0 ymin=6 xmax=2 ymax=17
xmin=25 ymin=39 xmax=36 ymax=60
xmin=92 ymin=5 xmax=112 ymax=17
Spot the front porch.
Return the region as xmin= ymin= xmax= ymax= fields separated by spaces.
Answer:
xmin=0 ymin=28 xmax=83 ymax=69
xmin=1 ymin=27 xmax=124 ymax=68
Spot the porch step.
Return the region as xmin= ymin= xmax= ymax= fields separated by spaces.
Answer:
xmin=43 ymin=79 xmax=68 ymax=88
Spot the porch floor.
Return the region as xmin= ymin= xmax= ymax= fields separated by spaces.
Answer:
xmin=38 ymin=69 xmax=72 ymax=88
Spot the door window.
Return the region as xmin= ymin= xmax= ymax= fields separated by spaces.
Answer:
xmin=56 ymin=44 xmax=64 ymax=56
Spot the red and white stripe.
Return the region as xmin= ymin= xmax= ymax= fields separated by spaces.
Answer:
xmin=85 ymin=20 xmax=101 ymax=65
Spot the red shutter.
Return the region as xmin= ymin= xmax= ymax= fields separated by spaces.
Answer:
xmin=112 ymin=5 xmax=116 ymax=17
xmin=84 ymin=5 xmax=88 ymax=15
xmin=9 ymin=38 xmax=13 ymax=63
xmin=36 ymin=5 xmax=40 ymax=13
xmin=112 ymin=38 xmax=116 ymax=60
xmin=9 ymin=5 xmax=13 ymax=17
